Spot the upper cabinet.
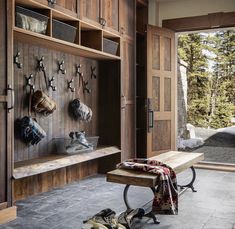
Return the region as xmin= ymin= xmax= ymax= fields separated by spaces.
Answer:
xmin=34 ymin=0 xmax=78 ymax=17
xmin=80 ymin=0 xmax=100 ymax=25
xmin=100 ymin=0 xmax=119 ymax=32
xmin=119 ymin=0 xmax=135 ymax=38
xmin=80 ymin=0 xmax=119 ymax=33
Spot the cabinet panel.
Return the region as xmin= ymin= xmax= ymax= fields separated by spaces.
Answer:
xmin=0 ymin=0 xmax=7 ymax=96
xmin=119 ymin=0 xmax=135 ymax=38
xmin=80 ymin=0 xmax=100 ymax=25
xmin=121 ymin=40 xmax=135 ymax=100
xmin=101 ymin=0 xmax=119 ymax=32
xmin=34 ymin=0 xmax=78 ymax=17
xmin=0 ymin=104 xmax=7 ymax=203
xmin=121 ymin=105 xmax=135 ymax=160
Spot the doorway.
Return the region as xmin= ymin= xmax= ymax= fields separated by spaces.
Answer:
xmin=177 ymin=28 xmax=235 ymax=165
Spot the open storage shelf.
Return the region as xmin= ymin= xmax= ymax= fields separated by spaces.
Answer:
xmin=14 ymin=0 xmax=121 ymax=59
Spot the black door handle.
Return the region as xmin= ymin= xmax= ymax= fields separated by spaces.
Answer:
xmin=149 ymin=110 xmax=154 ymax=129
xmin=7 ymin=84 xmax=15 ymax=112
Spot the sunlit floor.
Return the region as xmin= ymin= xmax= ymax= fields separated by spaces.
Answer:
xmin=0 ymin=169 xmax=234 ymax=229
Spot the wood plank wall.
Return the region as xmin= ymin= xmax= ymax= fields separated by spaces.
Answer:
xmin=14 ymin=160 xmax=98 ymax=201
xmin=14 ymin=41 xmax=99 ymax=162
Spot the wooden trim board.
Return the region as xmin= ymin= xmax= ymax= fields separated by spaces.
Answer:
xmin=195 ymin=162 xmax=235 ymax=172
xmin=14 ymin=146 xmax=121 ymax=179
xmin=0 ymin=206 xmax=17 ymax=225
xmin=163 ymin=12 xmax=235 ymax=32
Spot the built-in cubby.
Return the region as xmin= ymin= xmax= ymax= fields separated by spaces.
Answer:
xmin=14 ymin=0 xmax=121 ymax=59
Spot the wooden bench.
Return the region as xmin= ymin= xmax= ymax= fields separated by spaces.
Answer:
xmin=107 ymin=151 xmax=204 ymax=224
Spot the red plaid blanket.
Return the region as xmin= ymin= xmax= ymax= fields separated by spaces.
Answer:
xmin=117 ymin=158 xmax=178 ymax=215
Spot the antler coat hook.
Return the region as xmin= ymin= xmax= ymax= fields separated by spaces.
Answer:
xmin=76 ymin=64 xmax=84 ymax=87
xmin=14 ymin=51 xmax=23 ymax=69
xmin=83 ymin=81 xmax=91 ymax=94
xmin=91 ymin=66 xmax=97 ymax=79
xmin=68 ymin=78 xmax=75 ymax=92
xmin=25 ymin=74 xmax=35 ymax=90
xmin=48 ymin=76 xmax=57 ymax=91
xmin=58 ymin=60 xmax=66 ymax=74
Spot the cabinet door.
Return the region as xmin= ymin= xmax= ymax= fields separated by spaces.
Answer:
xmin=121 ymin=39 xmax=135 ymax=160
xmin=0 ymin=0 xmax=13 ymax=207
xmin=119 ymin=0 xmax=135 ymax=38
xmin=80 ymin=0 xmax=100 ymax=26
xmin=146 ymin=25 xmax=176 ymax=157
xmin=101 ymin=0 xmax=119 ymax=32
xmin=34 ymin=0 xmax=78 ymax=17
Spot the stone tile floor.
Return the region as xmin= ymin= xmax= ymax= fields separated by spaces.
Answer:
xmin=1 ymin=169 xmax=235 ymax=229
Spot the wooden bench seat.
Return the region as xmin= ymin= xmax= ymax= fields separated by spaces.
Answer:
xmin=107 ymin=151 xmax=204 ymax=187
xmin=14 ymin=146 xmax=121 ymax=179
xmin=106 ymin=151 xmax=204 ymax=224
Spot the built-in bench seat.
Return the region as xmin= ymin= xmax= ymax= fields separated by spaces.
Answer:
xmin=14 ymin=146 xmax=121 ymax=179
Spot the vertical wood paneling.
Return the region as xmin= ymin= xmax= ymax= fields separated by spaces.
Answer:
xmin=14 ymin=42 xmax=99 ymax=162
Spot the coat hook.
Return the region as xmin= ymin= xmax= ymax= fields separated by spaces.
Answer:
xmin=58 ymin=60 xmax=66 ymax=74
xmin=14 ymin=51 xmax=23 ymax=69
xmin=83 ymin=81 xmax=91 ymax=94
xmin=68 ymin=78 xmax=75 ymax=92
xmin=48 ymin=76 xmax=57 ymax=91
xmin=91 ymin=66 xmax=97 ymax=79
xmin=37 ymin=56 xmax=46 ymax=72
xmin=25 ymin=74 xmax=35 ymax=90
xmin=48 ymin=0 xmax=56 ymax=5
xmin=99 ymin=17 xmax=106 ymax=27
xmin=37 ymin=56 xmax=49 ymax=89
xmin=76 ymin=64 xmax=84 ymax=87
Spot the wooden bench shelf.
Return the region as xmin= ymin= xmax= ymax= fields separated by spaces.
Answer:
xmin=14 ymin=146 xmax=121 ymax=179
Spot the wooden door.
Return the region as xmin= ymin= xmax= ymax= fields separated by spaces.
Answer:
xmin=0 ymin=0 xmax=13 ymax=208
xmin=101 ymin=0 xmax=119 ymax=32
xmin=147 ymin=25 xmax=176 ymax=157
xmin=79 ymin=0 xmax=100 ymax=26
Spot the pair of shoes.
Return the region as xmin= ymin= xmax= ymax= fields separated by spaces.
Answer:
xmin=117 ymin=208 xmax=145 ymax=228
xmin=83 ymin=209 xmax=126 ymax=229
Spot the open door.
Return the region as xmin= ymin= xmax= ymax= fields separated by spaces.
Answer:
xmin=147 ymin=25 xmax=176 ymax=157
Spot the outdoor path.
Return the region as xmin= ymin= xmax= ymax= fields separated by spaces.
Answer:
xmin=192 ymin=126 xmax=235 ymax=164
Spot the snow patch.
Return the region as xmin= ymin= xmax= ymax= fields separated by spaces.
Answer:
xmin=177 ymin=137 xmax=204 ymax=149
xmin=216 ymin=126 xmax=235 ymax=135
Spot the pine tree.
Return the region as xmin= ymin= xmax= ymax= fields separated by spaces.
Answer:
xmin=178 ymin=33 xmax=210 ymax=127
xmin=208 ymin=30 xmax=235 ymax=128
xmin=178 ymin=30 xmax=235 ymax=129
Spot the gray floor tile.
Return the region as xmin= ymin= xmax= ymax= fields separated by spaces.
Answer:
xmin=0 ymin=170 xmax=234 ymax=229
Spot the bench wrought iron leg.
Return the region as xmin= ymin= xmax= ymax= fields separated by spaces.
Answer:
xmin=144 ymin=212 xmax=160 ymax=224
xmin=123 ymin=184 xmax=160 ymax=224
xmin=178 ymin=166 xmax=197 ymax=192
